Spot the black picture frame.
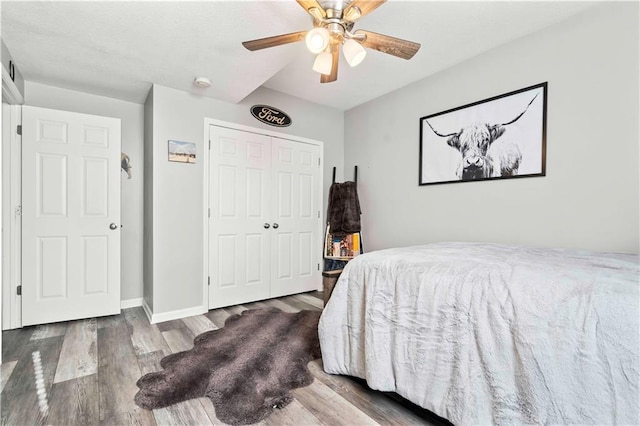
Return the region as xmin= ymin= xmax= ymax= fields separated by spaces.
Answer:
xmin=419 ymin=82 xmax=547 ymax=186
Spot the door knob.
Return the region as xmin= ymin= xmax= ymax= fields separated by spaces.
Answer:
xmin=264 ymin=223 xmax=270 ymax=229
xmin=109 ymin=223 xmax=118 ymax=230
xmin=272 ymin=223 xmax=279 ymax=229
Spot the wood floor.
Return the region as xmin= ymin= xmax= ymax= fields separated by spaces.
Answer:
xmin=1 ymin=291 xmax=450 ymax=425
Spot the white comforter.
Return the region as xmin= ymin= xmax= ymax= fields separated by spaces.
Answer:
xmin=318 ymin=242 xmax=639 ymax=425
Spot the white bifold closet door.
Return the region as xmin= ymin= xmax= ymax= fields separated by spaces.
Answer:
xmin=208 ymin=125 xmax=321 ymax=310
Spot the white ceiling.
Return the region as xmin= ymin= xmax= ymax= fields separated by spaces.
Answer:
xmin=1 ymin=1 xmax=599 ymax=111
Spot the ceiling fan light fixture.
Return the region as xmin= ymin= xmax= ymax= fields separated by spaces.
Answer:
xmin=305 ymin=27 xmax=330 ymax=54
xmin=241 ymin=0 xmax=421 ymax=83
xmin=343 ymin=38 xmax=367 ymax=67
xmin=343 ymin=6 xmax=362 ymax=22
xmin=308 ymin=7 xmax=324 ymax=21
xmin=312 ymin=51 xmax=333 ymax=75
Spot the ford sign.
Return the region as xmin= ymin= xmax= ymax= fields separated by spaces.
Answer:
xmin=250 ymin=105 xmax=292 ymax=127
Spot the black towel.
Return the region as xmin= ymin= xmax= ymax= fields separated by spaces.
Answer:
xmin=327 ymin=181 xmax=361 ymax=236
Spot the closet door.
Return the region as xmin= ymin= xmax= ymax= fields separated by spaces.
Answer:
xmin=209 ymin=126 xmax=271 ymax=309
xmin=270 ymin=138 xmax=321 ymax=297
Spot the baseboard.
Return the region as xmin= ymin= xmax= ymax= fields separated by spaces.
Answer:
xmin=120 ymin=297 xmax=143 ymax=309
xmin=146 ymin=304 xmax=208 ymax=324
xmin=142 ymin=299 xmax=153 ymax=323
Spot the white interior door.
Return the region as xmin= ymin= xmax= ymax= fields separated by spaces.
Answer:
xmin=21 ymin=106 xmax=121 ymax=326
xmin=209 ymin=126 xmax=271 ymax=309
xmin=270 ymin=138 xmax=321 ymax=297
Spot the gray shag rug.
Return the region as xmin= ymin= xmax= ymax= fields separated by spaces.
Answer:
xmin=134 ymin=308 xmax=322 ymax=425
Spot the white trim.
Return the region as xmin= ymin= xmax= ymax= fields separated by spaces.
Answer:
xmin=142 ymin=299 xmax=153 ymax=323
xmin=147 ymin=304 xmax=207 ymax=325
xmin=120 ymin=297 xmax=143 ymax=309
xmin=202 ymin=118 xmax=210 ymax=316
xmin=316 ymin=150 xmax=324 ymax=293
xmin=1 ymin=66 xmax=24 ymax=106
xmin=2 ymin=104 xmax=22 ymax=330
xmin=203 ymin=118 xmax=325 ymax=309
xmin=204 ymin=118 xmax=323 ymax=146
xmin=1 ymin=98 xmax=3 ymax=360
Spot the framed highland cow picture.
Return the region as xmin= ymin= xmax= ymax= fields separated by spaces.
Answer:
xmin=419 ymin=82 xmax=547 ymax=185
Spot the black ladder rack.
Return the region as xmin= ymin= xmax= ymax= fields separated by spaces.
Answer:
xmin=332 ymin=165 xmax=357 ymax=184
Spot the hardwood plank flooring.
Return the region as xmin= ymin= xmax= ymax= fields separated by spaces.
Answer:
xmin=261 ymin=399 xmax=323 ymax=426
xmin=1 ymin=291 xmax=447 ymax=425
xmin=292 ymin=292 xmax=324 ymax=309
xmin=204 ymin=308 xmax=232 ymax=328
xmin=0 ymin=360 xmax=18 ymax=393
xmin=181 ymin=315 xmax=217 ymax=336
xmin=97 ymin=313 xmax=125 ymax=330
xmin=262 ymin=298 xmax=300 ymax=313
xmin=122 ymin=307 xmax=170 ymax=356
xmin=47 ymin=374 xmax=100 ymax=425
xmin=161 ymin=328 xmax=195 ymax=353
xmin=97 ymin=322 xmax=155 ymax=425
xmin=30 ymin=322 xmax=69 ymax=341
xmin=53 ymin=318 xmax=97 ymax=383
xmin=2 ymin=326 xmax=34 ymax=362
xmin=308 ymin=359 xmax=430 ymax=425
xmin=292 ymin=379 xmax=380 ymax=425
xmin=280 ymin=294 xmax=321 ymax=312
xmin=1 ymin=335 xmax=63 ymax=425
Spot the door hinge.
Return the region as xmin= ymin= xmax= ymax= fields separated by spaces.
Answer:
xmin=208 ymin=276 xmax=211 ymax=286
xmin=318 ymin=157 xmax=321 ymax=167
xmin=208 ymin=140 xmax=211 ymax=150
xmin=16 ymin=205 xmax=22 ymax=216
xmin=17 ymin=285 xmax=22 ymax=296
xmin=16 ymin=125 xmax=22 ymax=135
xmin=317 ymin=263 xmax=320 ymax=271
xmin=317 ymin=210 xmax=320 ymax=219
xmin=208 ymin=208 xmax=211 ymax=218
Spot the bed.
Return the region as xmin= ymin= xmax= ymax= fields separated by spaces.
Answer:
xmin=318 ymin=242 xmax=639 ymax=425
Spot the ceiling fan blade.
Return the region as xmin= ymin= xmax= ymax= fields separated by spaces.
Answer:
xmin=356 ymin=30 xmax=421 ymax=60
xmin=320 ymin=43 xmax=339 ymax=83
xmin=242 ymin=31 xmax=307 ymax=51
xmin=296 ymin=0 xmax=326 ymax=18
xmin=343 ymin=0 xmax=386 ymax=20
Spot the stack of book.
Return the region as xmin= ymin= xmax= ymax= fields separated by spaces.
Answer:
xmin=324 ymin=230 xmax=361 ymax=259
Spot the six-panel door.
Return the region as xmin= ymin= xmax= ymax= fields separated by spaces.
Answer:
xmin=21 ymin=106 xmax=121 ymax=326
xmin=209 ymin=127 xmax=272 ymax=309
xmin=270 ymin=137 xmax=320 ymax=298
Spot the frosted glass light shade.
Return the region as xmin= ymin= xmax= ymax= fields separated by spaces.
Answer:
xmin=312 ymin=52 xmax=333 ymax=75
xmin=343 ymin=38 xmax=366 ymax=67
xmin=305 ymin=28 xmax=330 ymax=54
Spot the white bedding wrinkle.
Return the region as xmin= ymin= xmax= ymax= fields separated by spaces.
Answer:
xmin=318 ymin=242 xmax=639 ymax=425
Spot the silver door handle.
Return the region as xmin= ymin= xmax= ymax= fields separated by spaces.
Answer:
xmin=272 ymin=223 xmax=279 ymax=229
xmin=109 ymin=223 xmax=118 ymax=230
xmin=264 ymin=223 xmax=270 ymax=229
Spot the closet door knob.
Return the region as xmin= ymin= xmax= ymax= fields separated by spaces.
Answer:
xmin=264 ymin=223 xmax=270 ymax=229
xmin=272 ymin=223 xmax=279 ymax=229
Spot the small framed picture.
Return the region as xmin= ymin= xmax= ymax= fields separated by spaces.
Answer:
xmin=168 ymin=140 xmax=196 ymax=164
xmin=419 ymin=82 xmax=547 ymax=185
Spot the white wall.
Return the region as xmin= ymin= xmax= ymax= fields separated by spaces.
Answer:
xmin=344 ymin=3 xmax=639 ymax=254
xmin=25 ymin=82 xmax=146 ymax=301
xmin=147 ymin=84 xmax=344 ymax=315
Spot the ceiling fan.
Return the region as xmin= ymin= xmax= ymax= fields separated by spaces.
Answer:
xmin=242 ymin=0 xmax=421 ymax=83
